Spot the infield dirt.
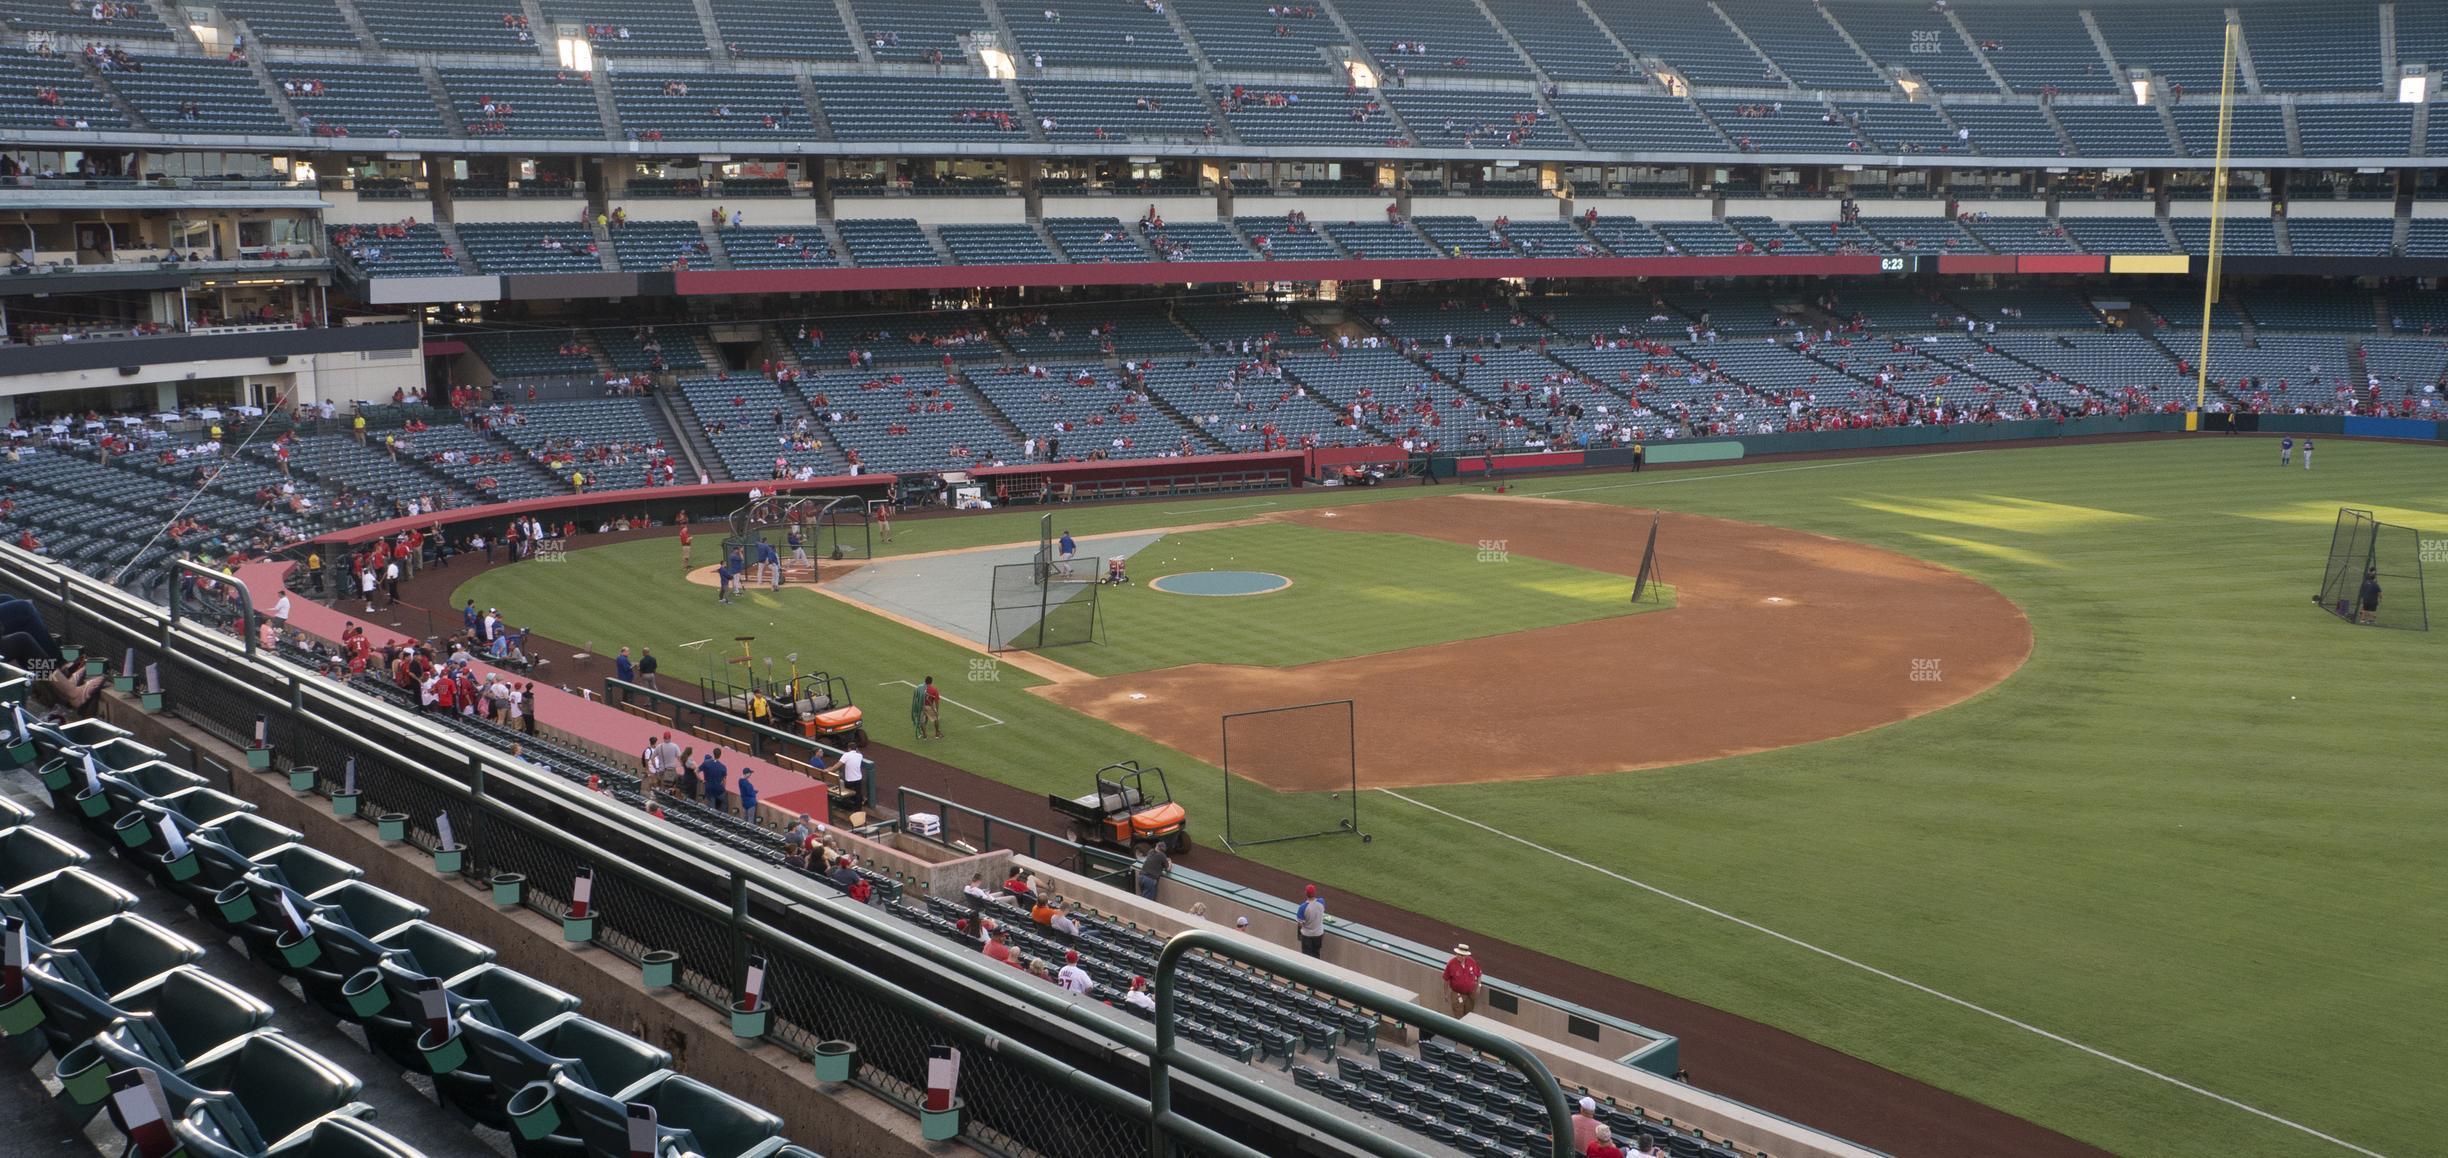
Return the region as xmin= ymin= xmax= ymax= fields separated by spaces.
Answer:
xmin=1035 ymin=493 xmax=2032 ymax=787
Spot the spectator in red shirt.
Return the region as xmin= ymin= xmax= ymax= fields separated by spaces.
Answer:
xmin=983 ymin=926 xmax=1017 ymax=966
xmin=1586 ymin=1123 xmax=1627 ymax=1158
xmin=1442 ymin=943 xmax=1482 ymax=1017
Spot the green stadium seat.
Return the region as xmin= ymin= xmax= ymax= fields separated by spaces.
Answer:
xmin=0 ymin=866 xmax=137 ymax=942
xmin=49 ymin=911 xmax=206 ymax=997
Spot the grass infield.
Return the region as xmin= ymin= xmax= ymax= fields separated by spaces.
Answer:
xmin=457 ymin=439 xmax=2446 ymax=1157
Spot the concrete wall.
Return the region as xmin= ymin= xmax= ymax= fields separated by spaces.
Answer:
xmin=0 ymin=343 xmax=417 ymax=405
xmin=1230 ymin=195 xmax=1405 ymax=224
xmin=2280 ymin=200 xmax=2398 ymax=220
xmin=1043 ymin=194 xmax=1216 ymax=223
xmin=322 ymin=191 xmax=435 ymax=227
xmin=1953 ymin=198 xmax=2052 ymax=218
xmin=2166 ymin=201 xmax=2275 ymax=218
xmin=450 ymin=197 xmax=590 ymax=225
xmin=1404 ymin=195 xmax=1566 ymax=220
xmin=2056 ymin=201 xmax=2160 ymax=218
xmin=831 ymin=197 xmax=1026 ymax=224
xmin=1851 ymin=198 xmax=1950 ymax=219
xmin=613 ymin=197 xmax=820 ymax=227
xmin=1568 ymin=196 xmax=1716 ymax=222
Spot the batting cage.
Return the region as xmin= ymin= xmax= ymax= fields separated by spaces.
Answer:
xmin=1220 ymin=700 xmax=1364 ymax=851
xmin=988 ymin=557 xmax=1103 ymax=651
xmin=2315 ymin=507 xmax=2430 ymax=631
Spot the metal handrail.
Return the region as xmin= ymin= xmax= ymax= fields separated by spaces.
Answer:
xmin=166 ymin=557 xmax=257 ymax=658
xmin=1153 ymin=928 xmax=1577 ymax=1158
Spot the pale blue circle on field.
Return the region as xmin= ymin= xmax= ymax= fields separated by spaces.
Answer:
xmin=1147 ymin=570 xmax=1293 ymax=597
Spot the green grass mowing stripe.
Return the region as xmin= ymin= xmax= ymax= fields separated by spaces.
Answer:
xmin=457 ymin=440 xmax=2448 ymax=1157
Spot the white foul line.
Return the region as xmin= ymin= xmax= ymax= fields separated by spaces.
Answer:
xmin=1374 ymin=789 xmax=2387 ymax=1158
xmin=877 ymin=680 xmax=1004 ymax=728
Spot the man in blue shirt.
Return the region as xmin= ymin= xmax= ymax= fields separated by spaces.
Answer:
xmin=758 ymin=539 xmax=783 ymax=590
xmin=736 ymin=766 xmax=758 ymax=820
xmin=698 ymin=747 xmax=729 ymax=812
xmin=614 ymin=647 xmax=635 ymax=683
xmin=1057 ymin=531 xmax=1077 ymax=577
xmin=462 ymin=599 xmax=480 ymax=633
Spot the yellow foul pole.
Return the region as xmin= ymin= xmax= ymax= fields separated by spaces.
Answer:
xmin=2194 ymin=20 xmax=2239 ymax=412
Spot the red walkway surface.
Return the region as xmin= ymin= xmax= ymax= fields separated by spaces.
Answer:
xmin=234 ymin=560 xmax=833 ymax=817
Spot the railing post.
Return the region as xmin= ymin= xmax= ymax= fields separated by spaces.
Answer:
xmin=729 ymin=869 xmax=750 ymax=992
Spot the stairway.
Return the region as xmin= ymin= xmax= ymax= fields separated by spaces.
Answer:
xmin=1814 ymin=3 xmax=1901 ymax=95
xmin=420 ymin=62 xmax=465 ymax=135
xmin=1706 ymin=1 xmax=1793 ymax=87
xmin=1461 ymin=0 xmax=1546 ymax=80
xmin=950 ymin=371 xmax=1030 ymax=449
xmin=831 ymin=0 xmax=873 ymax=62
xmin=590 ymin=219 xmax=619 ymax=271
xmin=650 ymin=388 xmax=721 ymax=482
xmin=1944 ymin=8 xmax=2013 ymax=95
xmin=237 ymin=41 xmax=307 ymax=132
xmin=2227 ymin=8 xmax=2262 ymax=95
xmin=587 ymin=68 xmax=621 ymax=140
xmin=688 ymin=0 xmax=727 ymax=58
xmin=77 ymin=57 xmax=151 ymax=130
xmin=432 ymin=221 xmax=482 ymax=275
xmin=2078 ymin=9 xmax=2126 ymax=81
xmin=333 ymin=0 xmax=381 ymax=55
xmin=695 ymin=220 xmax=733 ymax=268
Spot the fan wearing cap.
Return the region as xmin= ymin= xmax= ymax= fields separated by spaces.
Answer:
xmin=1586 ymin=1122 xmax=1627 ymax=1158
xmin=1442 ymin=942 xmax=1483 ymax=1018
xmin=1123 ymin=975 xmax=1156 ymax=1011
xmin=1056 ymin=949 xmax=1094 ymax=995
xmin=983 ymin=924 xmax=1016 ymax=966
xmin=1293 ymin=884 xmax=1328 ymax=958
xmin=1570 ymin=1095 xmax=1601 ymax=1154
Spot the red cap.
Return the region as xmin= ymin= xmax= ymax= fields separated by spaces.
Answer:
xmin=1066 ymin=949 xmax=1079 ymax=963
xmin=1305 ymin=884 xmax=1317 ymax=897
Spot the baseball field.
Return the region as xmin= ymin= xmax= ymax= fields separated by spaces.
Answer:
xmin=452 ymin=437 xmax=2445 ymax=1158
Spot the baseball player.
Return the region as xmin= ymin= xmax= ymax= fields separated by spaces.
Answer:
xmin=2279 ymin=436 xmax=2293 ymax=466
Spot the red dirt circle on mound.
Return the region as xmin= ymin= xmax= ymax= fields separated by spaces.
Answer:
xmin=1036 ymin=495 xmax=2032 ymax=788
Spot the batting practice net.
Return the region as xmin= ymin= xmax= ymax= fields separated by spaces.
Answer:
xmin=1221 ymin=700 xmax=1362 ymax=850
xmin=988 ymin=556 xmax=1103 ymax=651
xmin=2315 ymin=507 xmax=2429 ymax=631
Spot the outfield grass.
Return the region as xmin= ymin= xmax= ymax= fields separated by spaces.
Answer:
xmin=456 ymin=441 xmax=2447 ymax=1158
xmin=1063 ymin=522 xmax=1664 ymax=676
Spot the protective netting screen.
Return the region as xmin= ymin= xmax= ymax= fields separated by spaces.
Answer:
xmin=1221 ymin=700 xmax=1359 ymax=849
xmin=2316 ymin=508 xmax=2430 ymax=631
xmin=989 ymin=557 xmax=1102 ymax=651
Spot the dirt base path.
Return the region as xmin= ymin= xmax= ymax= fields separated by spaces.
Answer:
xmin=1038 ymin=495 xmax=2031 ymax=787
